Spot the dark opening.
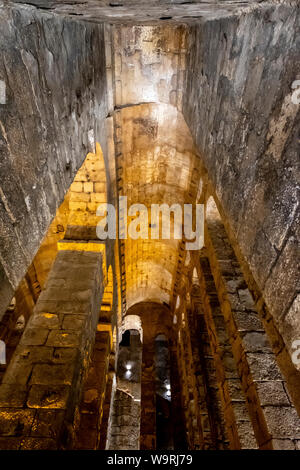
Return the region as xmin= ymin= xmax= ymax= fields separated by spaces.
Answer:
xmin=120 ymin=329 xmax=131 ymax=347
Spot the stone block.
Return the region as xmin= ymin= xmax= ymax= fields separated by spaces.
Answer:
xmin=241 ymin=332 xmax=272 ymax=353
xmin=30 ymin=410 xmax=65 ymax=440
xmin=52 ymin=348 xmax=78 ymax=364
xmin=272 ymin=439 xmax=295 ymax=450
xmin=91 ymin=193 xmax=107 ymax=203
xmin=70 ymin=182 xmax=83 ymax=193
xmin=30 ymin=364 xmax=75 ymax=386
xmin=256 ymin=381 xmax=290 ymax=406
xmin=0 ymin=437 xmax=22 ymax=450
xmin=2 ymin=360 xmax=33 ymax=385
xmin=28 ymin=313 xmax=60 ymax=330
xmin=70 ymin=192 xmax=90 ymax=202
xmin=94 ymin=182 xmax=106 ymax=193
xmin=236 ymin=421 xmax=257 ymax=449
xmin=246 ymin=353 xmax=282 ymax=381
xmin=0 ymin=384 xmax=27 ymax=408
xmin=232 ymin=311 xmax=263 ymax=332
xmin=225 ymin=379 xmax=245 ymax=401
xmin=15 ymin=345 xmax=55 ymax=364
xmin=0 ymin=409 xmax=35 ymax=436
xmin=21 ymin=327 xmax=49 ymax=346
xmin=62 ymin=314 xmax=85 ymax=330
xmin=83 ymin=182 xmax=94 ymax=193
xmin=69 ymin=201 xmax=87 ymax=211
xmin=46 ymin=330 xmax=81 ymax=348
xmin=263 ymin=406 xmax=300 ymax=439
xmin=27 ymin=385 xmax=70 ymax=409
xmin=238 ymin=289 xmax=255 ymax=310
xmin=19 ymin=437 xmax=56 ymax=450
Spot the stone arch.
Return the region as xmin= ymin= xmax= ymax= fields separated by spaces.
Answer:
xmin=206 ymin=195 xmax=221 ymax=222
xmin=121 ymin=314 xmax=143 ymax=343
xmin=67 ymin=141 xmax=107 ymax=231
xmin=155 ymin=333 xmax=167 ymax=341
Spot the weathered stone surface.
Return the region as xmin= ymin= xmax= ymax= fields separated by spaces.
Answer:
xmin=263 ymin=406 xmax=300 ymax=439
xmin=27 ymin=385 xmax=70 ymax=409
xmin=19 ymin=437 xmax=57 ymax=450
xmin=28 ymin=313 xmax=61 ymax=330
xmin=0 ymin=3 xmax=108 ymax=318
xmin=21 ymin=327 xmax=49 ymax=346
xmin=30 ymin=364 xmax=75 ymax=386
xmin=46 ymin=330 xmax=81 ymax=348
xmin=183 ymin=3 xmax=300 ymax=343
xmin=0 ymin=248 xmax=104 ymax=449
xmin=246 ymin=353 xmax=282 ymax=382
xmin=256 ymin=382 xmax=290 ymax=407
xmin=6 ymin=1 xmax=281 ymax=24
xmin=0 ymin=408 xmax=36 ymax=436
xmin=0 ymin=384 xmax=27 ymax=408
xmin=241 ymin=332 xmax=272 ymax=354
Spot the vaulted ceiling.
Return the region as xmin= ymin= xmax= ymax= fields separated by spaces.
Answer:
xmin=111 ymin=25 xmax=201 ymax=311
xmin=118 ymin=102 xmax=199 ymax=308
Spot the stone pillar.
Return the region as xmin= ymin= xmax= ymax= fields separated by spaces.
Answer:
xmin=140 ymin=340 xmax=156 ymax=450
xmin=107 ymin=329 xmax=142 ymax=450
xmin=195 ymin=256 xmax=257 ymax=449
xmin=187 ymin=295 xmax=224 ymax=449
xmin=98 ymin=370 xmax=114 ymax=450
xmin=0 ymin=248 xmax=104 ymax=450
xmin=169 ymin=343 xmax=187 ymax=450
xmin=205 ymin=219 xmax=300 ymax=449
xmin=74 ymin=330 xmax=111 ymax=449
xmin=177 ymin=316 xmax=204 ymax=449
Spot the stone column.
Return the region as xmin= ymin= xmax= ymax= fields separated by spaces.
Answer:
xmin=98 ymin=370 xmax=114 ymax=450
xmin=187 ymin=296 xmax=224 ymax=449
xmin=196 ymin=256 xmax=257 ymax=449
xmin=169 ymin=343 xmax=187 ymax=450
xmin=74 ymin=330 xmax=111 ymax=449
xmin=205 ymin=219 xmax=300 ymax=449
xmin=0 ymin=247 xmax=104 ymax=450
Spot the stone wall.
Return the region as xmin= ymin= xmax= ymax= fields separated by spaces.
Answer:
xmin=203 ymin=218 xmax=300 ymax=449
xmin=0 ymin=3 xmax=108 ymax=318
xmin=183 ymin=3 xmax=300 ymax=357
xmin=7 ymin=1 xmax=268 ymax=24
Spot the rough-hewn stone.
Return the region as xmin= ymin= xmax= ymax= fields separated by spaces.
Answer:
xmin=0 ymin=3 xmax=108 ymax=318
xmin=0 ymin=249 xmax=104 ymax=449
xmin=183 ymin=3 xmax=300 ymax=347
